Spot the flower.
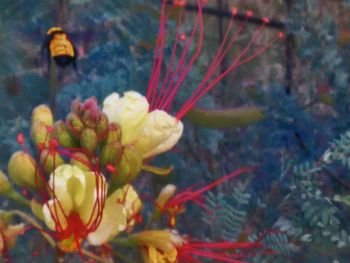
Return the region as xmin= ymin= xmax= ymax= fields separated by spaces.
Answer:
xmin=0 ymin=218 xmax=25 ymax=255
xmin=133 ymin=229 xmax=264 ymax=263
xmin=103 ymin=91 xmax=183 ymax=158
xmin=132 ymin=230 xmax=182 ymax=263
xmin=41 ymin=164 xmax=126 ymax=251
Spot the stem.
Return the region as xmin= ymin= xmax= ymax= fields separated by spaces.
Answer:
xmin=109 ymin=237 xmax=138 ymax=248
xmin=6 ymin=190 xmax=30 ymax=207
xmin=49 ymin=59 xmax=58 ymax=114
xmin=82 ymin=249 xmax=110 ymax=263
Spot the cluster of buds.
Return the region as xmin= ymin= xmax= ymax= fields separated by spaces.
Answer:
xmin=3 ymin=101 xmax=146 ymax=254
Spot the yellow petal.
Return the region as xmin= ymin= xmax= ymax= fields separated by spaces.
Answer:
xmin=135 ymin=110 xmax=183 ymax=158
xmin=103 ymin=91 xmax=149 ymax=144
xmin=50 ymin=165 xmax=86 ymax=209
xmin=77 ymin=171 xmax=107 ymax=224
xmin=87 ymin=191 xmax=126 ymax=245
xmin=42 ymin=196 xmax=72 ymax=231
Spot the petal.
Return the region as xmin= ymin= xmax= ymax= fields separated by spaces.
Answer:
xmin=77 ymin=171 xmax=107 ymax=224
xmin=115 ymin=185 xmax=142 ymax=222
xmin=103 ymin=91 xmax=149 ymax=144
xmin=135 ymin=110 xmax=183 ymax=158
xmin=87 ymin=191 xmax=126 ymax=245
xmin=42 ymin=195 xmax=72 ymax=231
xmin=50 ymin=165 xmax=86 ymax=209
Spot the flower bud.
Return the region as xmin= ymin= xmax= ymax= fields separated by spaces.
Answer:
xmin=8 ymin=151 xmax=37 ymax=189
xmin=66 ymin=113 xmax=84 ymax=138
xmin=71 ymin=99 xmax=82 ymax=116
xmin=80 ymin=128 xmax=98 ymax=155
xmin=70 ymin=152 xmax=91 ymax=171
xmin=81 ymin=97 xmax=100 ymax=129
xmin=156 ymin=184 xmax=177 ymax=209
xmin=40 ymin=149 xmax=64 ymax=174
xmin=31 ymin=121 xmax=50 ymax=148
xmin=32 ymin=105 xmax=53 ymax=126
xmin=106 ymin=123 xmax=122 ymax=144
xmin=111 ymin=145 xmax=142 ymax=187
xmin=52 ymin=121 xmax=78 ymax=148
xmin=0 ymin=170 xmax=14 ymax=195
xmin=31 ymin=199 xmax=45 ymax=221
xmin=100 ymin=141 xmax=123 ymax=167
xmin=96 ymin=112 xmax=109 ymax=142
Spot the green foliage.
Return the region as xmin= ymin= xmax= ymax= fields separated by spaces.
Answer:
xmin=203 ymin=186 xmax=251 ymax=241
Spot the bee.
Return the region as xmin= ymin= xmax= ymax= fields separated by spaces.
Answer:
xmin=42 ymin=27 xmax=77 ymax=69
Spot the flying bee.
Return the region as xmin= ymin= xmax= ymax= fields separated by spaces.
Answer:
xmin=42 ymin=27 xmax=77 ymax=70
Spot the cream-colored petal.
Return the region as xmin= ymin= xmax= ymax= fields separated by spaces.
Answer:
xmin=77 ymin=171 xmax=107 ymax=224
xmin=87 ymin=192 xmax=126 ymax=245
xmin=103 ymin=91 xmax=149 ymax=144
xmin=135 ymin=110 xmax=183 ymax=158
xmin=50 ymin=165 xmax=86 ymax=209
xmin=42 ymin=195 xmax=72 ymax=231
xmin=115 ymin=185 xmax=142 ymax=220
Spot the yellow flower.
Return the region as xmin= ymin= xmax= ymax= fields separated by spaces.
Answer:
xmin=41 ymin=164 xmax=127 ymax=251
xmin=103 ymin=91 xmax=183 ymax=158
xmin=0 ymin=218 xmax=24 ymax=253
xmin=132 ymin=230 xmax=183 ymax=263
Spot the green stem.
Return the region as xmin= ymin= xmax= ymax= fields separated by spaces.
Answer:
xmin=49 ymin=59 xmax=58 ymax=114
xmin=6 ymin=191 xmax=30 ymax=207
xmin=109 ymin=237 xmax=138 ymax=248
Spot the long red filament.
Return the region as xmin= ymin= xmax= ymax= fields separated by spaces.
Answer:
xmin=154 ymin=2 xmax=203 ymax=111
xmin=158 ymin=0 xmax=204 ymax=112
xmin=145 ymin=1 xmax=283 ymax=121
xmin=165 ymin=167 xmax=250 ymax=209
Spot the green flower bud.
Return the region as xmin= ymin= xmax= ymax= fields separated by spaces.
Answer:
xmin=32 ymin=105 xmax=53 ymax=126
xmin=52 ymin=121 xmax=78 ymax=148
xmin=31 ymin=199 xmax=45 ymax=221
xmin=111 ymin=145 xmax=142 ymax=189
xmin=31 ymin=121 xmax=50 ymax=148
xmin=70 ymin=152 xmax=91 ymax=171
xmin=8 ymin=151 xmax=37 ymax=189
xmin=0 ymin=170 xmax=14 ymax=195
xmin=40 ymin=149 xmax=64 ymax=174
xmin=66 ymin=113 xmax=84 ymax=138
xmin=106 ymin=123 xmax=122 ymax=144
xmin=80 ymin=128 xmax=98 ymax=155
xmin=96 ymin=112 xmax=109 ymax=142
xmin=100 ymin=141 xmax=123 ymax=167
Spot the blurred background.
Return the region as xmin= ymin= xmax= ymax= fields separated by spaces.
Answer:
xmin=1 ymin=0 xmax=350 ymax=262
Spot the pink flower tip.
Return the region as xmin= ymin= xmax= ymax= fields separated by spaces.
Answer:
xmin=246 ymin=10 xmax=254 ymax=17
xmin=278 ymin=32 xmax=285 ymax=39
xmin=262 ymin=17 xmax=270 ymax=24
xmin=231 ymin=6 xmax=238 ymax=16
xmin=16 ymin=133 xmax=25 ymax=144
